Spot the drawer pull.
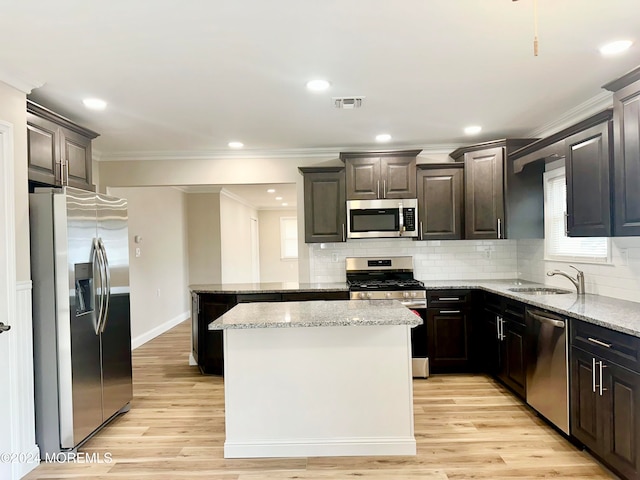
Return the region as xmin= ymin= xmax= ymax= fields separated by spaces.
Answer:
xmin=439 ymin=310 xmax=461 ymax=314
xmin=438 ymin=297 xmax=460 ymax=301
xmin=588 ymin=337 xmax=612 ymax=348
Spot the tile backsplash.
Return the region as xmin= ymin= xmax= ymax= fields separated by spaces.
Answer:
xmin=517 ymin=237 xmax=640 ymax=303
xmin=308 ymin=236 xmax=640 ymax=304
xmin=308 ymin=238 xmax=518 ymax=283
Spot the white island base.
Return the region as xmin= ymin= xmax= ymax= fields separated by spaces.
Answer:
xmin=223 ymin=324 xmax=416 ymax=458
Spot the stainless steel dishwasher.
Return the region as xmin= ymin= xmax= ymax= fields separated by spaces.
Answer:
xmin=525 ymin=308 xmax=569 ymax=434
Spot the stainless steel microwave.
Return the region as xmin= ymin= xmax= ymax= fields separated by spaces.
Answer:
xmin=346 ymin=199 xmax=418 ymax=239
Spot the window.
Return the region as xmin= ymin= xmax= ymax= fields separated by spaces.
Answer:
xmin=280 ymin=217 xmax=298 ymax=259
xmin=544 ymin=167 xmax=609 ymax=263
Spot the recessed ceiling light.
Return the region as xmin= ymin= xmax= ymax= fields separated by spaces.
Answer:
xmin=599 ymin=40 xmax=633 ymax=56
xmin=228 ymin=141 xmax=244 ymax=148
xmin=375 ymin=134 xmax=392 ymax=142
xmin=267 ymin=189 xmax=276 ymax=194
xmin=275 ymin=196 xmax=283 ymax=200
xmin=82 ymin=98 xmax=107 ymax=110
xmin=282 ymin=202 xmax=289 ymax=206
xmin=306 ymin=79 xmax=331 ymax=92
xmin=464 ymin=126 xmax=482 ymax=135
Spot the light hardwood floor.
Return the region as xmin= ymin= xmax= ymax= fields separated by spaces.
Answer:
xmin=24 ymin=320 xmax=613 ymax=480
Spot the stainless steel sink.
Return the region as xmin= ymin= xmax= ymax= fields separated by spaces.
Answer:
xmin=507 ymin=287 xmax=572 ymax=295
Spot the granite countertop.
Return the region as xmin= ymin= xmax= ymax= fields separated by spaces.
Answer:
xmin=208 ymin=300 xmax=423 ymax=330
xmin=193 ymin=279 xmax=640 ymax=338
xmin=423 ymin=279 xmax=640 ymax=338
xmin=190 ymin=282 xmax=349 ymax=294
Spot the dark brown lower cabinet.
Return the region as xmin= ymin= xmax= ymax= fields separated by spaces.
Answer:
xmin=192 ymin=290 xmax=350 ymax=375
xmin=498 ymin=317 xmax=526 ymax=398
xmin=426 ymin=308 xmax=470 ymax=372
xmin=571 ymin=331 xmax=640 ymax=480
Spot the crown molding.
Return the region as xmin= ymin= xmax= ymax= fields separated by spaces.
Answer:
xmin=0 ymin=70 xmax=43 ymax=94
xmin=527 ymin=91 xmax=613 ymax=139
xmin=96 ymin=143 xmax=460 ymax=163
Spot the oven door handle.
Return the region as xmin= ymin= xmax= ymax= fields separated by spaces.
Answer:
xmin=400 ymin=300 xmax=427 ymax=309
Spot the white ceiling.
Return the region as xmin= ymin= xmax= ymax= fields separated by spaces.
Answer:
xmin=1 ymin=0 xmax=639 ymax=160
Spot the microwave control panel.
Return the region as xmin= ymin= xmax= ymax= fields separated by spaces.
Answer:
xmin=403 ymin=208 xmax=416 ymax=231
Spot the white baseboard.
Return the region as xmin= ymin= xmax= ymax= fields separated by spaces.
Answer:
xmin=188 ymin=352 xmax=197 ymax=366
xmin=131 ymin=311 xmax=189 ymax=350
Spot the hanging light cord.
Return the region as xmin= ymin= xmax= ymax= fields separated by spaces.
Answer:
xmin=533 ymin=0 xmax=539 ymax=56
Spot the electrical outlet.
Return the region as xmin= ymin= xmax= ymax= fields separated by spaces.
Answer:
xmin=135 ymin=247 xmax=141 ymax=258
xmin=156 ymin=288 xmax=161 ymax=297
xmin=331 ymin=253 xmax=339 ymax=262
xmin=485 ymin=250 xmax=492 ymax=259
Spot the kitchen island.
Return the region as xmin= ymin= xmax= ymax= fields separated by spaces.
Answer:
xmin=209 ymin=300 xmax=422 ymax=458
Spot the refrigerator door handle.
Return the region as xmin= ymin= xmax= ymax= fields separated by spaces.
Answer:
xmin=98 ymin=238 xmax=111 ymax=333
xmin=92 ymin=238 xmax=105 ymax=334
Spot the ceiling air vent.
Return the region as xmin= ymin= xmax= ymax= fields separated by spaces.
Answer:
xmin=333 ymin=96 xmax=365 ymax=109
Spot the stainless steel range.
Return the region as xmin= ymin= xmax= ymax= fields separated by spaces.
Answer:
xmin=346 ymin=256 xmax=426 ymax=309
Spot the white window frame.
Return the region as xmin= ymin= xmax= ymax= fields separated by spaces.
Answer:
xmin=280 ymin=216 xmax=298 ymax=260
xmin=543 ymin=166 xmax=610 ymax=264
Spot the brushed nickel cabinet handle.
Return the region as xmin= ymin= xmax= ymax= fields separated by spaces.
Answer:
xmin=588 ymin=337 xmax=612 ymax=348
xmin=0 ymin=322 xmax=11 ymax=333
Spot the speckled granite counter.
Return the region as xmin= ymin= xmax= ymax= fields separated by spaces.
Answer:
xmin=422 ymin=280 xmax=640 ymax=338
xmin=190 ymin=282 xmax=349 ymax=294
xmin=209 ymin=300 xmax=422 ymax=330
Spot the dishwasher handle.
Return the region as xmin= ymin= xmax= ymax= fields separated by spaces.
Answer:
xmin=528 ymin=311 xmax=565 ymax=329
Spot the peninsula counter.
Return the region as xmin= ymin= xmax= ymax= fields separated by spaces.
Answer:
xmin=209 ymin=300 xmax=422 ymax=458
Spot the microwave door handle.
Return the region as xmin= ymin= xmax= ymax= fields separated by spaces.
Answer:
xmin=398 ymin=203 xmax=404 ymax=236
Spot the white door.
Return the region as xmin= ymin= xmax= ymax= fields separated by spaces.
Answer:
xmin=0 ymin=123 xmax=17 ymax=478
xmin=250 ymin=217 xmax=260 ymax=282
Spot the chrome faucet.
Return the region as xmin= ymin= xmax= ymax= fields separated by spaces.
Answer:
xmin=547 ymin=265 xmax=585 ymax=295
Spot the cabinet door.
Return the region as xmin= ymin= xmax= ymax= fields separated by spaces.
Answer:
xmin=601 ymin=362 xmax=640 ymax=480
xmin=27 ymin=113 xmax=60 ymax=186
xmin=570 ymin=347 xmax=601 ymax=453
xmin=61 ymin=128 xmax=93 ymax=190
xmin=345 ymin=157 xmax=380 ymax=200
xmin=478 ymin=312 xmax=501 ymax=375
xmin=464 ymin=147 xmax=505 ymax=239
xmin=417 ymin=166 xmax=464 ymax=240
xmin=199 ymin=294 xmax=238 ymax=375
xmin=426 ymin=308 xmax=470 ymax=372
xmin=380 ymin=156 xmax=416 ymax=199
xmin=303 ymin=170 xmax=346 ymax=243
xmin=500 ymin=319 xmax=526 ymax=398
xmin=565 ymin=122 xmax=612 ymax=237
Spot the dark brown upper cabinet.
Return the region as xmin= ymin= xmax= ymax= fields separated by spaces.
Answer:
xmin=510 ymin=110 xmax=614 ymax=238
xmin=299 ymin=167 xmax=346 ymax=243
xmin=565 ymin=119 xmax=613 ymax=237
xmin=341 ymin=150 xmax=420 ymax=200
xmin=604 ymin=67 xmax=640 ymax=236
xmin=27 ymin=100 xmax=99 ymax=191
xmin=451 ymin=139 xmax=540 ymax=240
xmin=416 ymin=163 xmax=464 ymax=240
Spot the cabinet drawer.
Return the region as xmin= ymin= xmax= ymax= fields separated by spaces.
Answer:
xmin=281 ymin=291 xmax=349 ymax=302
xmin=503 ymin=300 xmax=525 ymax=325
xmin=237 ymin=293 xmax=282 ymax=303
xmin=483 ymin=293 xmax=502 ymax=315
xmin=427 ymin=290 xmax=469 ymax=307
xmin=571 ymin=319 xmax=640 ymax=373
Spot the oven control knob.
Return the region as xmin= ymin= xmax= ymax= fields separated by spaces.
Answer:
xmin=359 ymin=292 xmax=366 ymax=300
xmin=403 ymin=292 xmax=409 ymax=299
xmin=366 ymin=292 xmax=373 ymax=299
xmin=385 ymin=292 xmax=392 ymax=299
xmin=411 ymin=292 xmax=417 ymax=298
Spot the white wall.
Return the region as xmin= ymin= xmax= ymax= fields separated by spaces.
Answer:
xmin=108 ymin=186 xmax=190 ymax=347
xmin=187 ymin=192 xmax=222 ymax=285
xmin=220 ymin=191 xmax=259 ymax=283
xmin=258 ymin=209 xmax=299 ymax=283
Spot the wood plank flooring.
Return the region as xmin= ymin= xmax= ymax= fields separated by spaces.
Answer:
xmin=23 ymin=320 xmax=614 ymax=480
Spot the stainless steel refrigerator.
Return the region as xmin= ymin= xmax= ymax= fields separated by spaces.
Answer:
xmin=30 ymin=187 xmax=133 ymax=457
